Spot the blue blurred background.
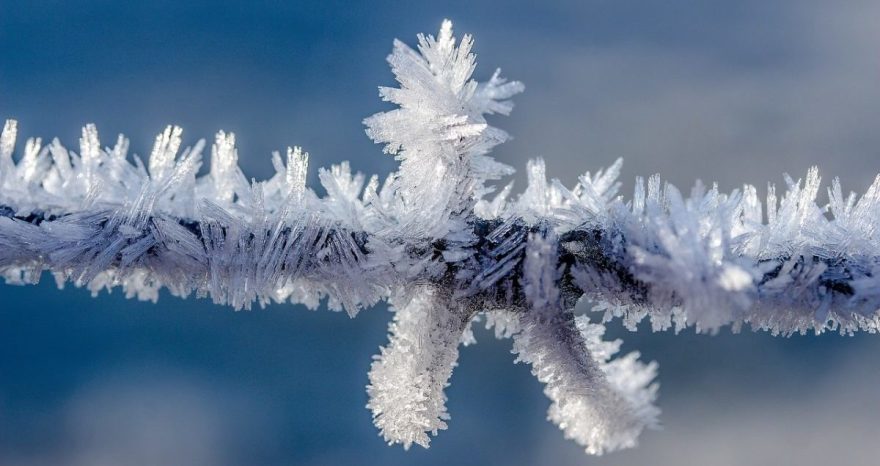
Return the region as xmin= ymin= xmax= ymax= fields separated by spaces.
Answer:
xmin=2 ymin=1 xmax=880 ymax=464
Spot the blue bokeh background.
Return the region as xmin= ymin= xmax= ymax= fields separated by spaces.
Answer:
xmin=2 ymin=1 xmax=880 ymax=464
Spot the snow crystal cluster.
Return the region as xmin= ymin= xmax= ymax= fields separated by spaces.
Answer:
xmin=1 ymin=20 xmax=879 ymax=455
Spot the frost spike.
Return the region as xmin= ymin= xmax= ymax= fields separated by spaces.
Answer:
xmin=148 ymin=125 xmax=183 ymax=182
xmin=0 ymin=120 xmax=17 ymax=189
xmin=285 ymin=146 xmax=308 ymax=198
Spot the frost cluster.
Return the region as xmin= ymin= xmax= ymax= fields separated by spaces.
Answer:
xmin=1 ymin=20 xmax=879 ymax=455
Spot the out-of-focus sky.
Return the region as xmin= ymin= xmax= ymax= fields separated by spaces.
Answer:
xmin=2 ymin=1 xmax=880 ymax=465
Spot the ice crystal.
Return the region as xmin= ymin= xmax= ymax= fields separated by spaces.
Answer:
xmin=1 ymin=20 xmax=879 ymax=455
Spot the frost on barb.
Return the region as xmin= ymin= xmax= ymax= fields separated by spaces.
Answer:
xmin=512 ymin=231 xmax=658 ymax=454
xmin=366 ymin=286 xmax=472 ymax=449
xmin=363 ymin=19 xmax=523 ymax=239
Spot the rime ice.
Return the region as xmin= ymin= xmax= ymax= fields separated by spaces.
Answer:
xmin=1 ymin=20 xmax=879 ymax=456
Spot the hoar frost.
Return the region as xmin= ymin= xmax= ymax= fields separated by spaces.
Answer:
xmin=1 ymin=20 xmax=879 ymax=455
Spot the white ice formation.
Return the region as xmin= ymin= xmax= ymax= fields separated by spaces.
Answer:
xmin=1 ymin=20 xmax=878 ymax=455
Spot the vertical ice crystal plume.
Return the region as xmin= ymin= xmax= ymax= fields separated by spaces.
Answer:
xmin=366 ymin=286 xmax=472 ymax=449
xmin=363 ymin=20 xmax=523 ymax=449
xmin=512 ymin=231 xmax=659 ymax=455
xmin=363 ymin=19 xmax=523 ymax=239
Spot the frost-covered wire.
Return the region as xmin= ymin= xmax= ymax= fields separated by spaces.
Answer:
xmin=1 ymin=19 xmax=879 ymax=455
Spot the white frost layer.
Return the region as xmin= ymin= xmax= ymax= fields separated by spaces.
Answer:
xmin=2 ymin=19 xmax=879 ymax=456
